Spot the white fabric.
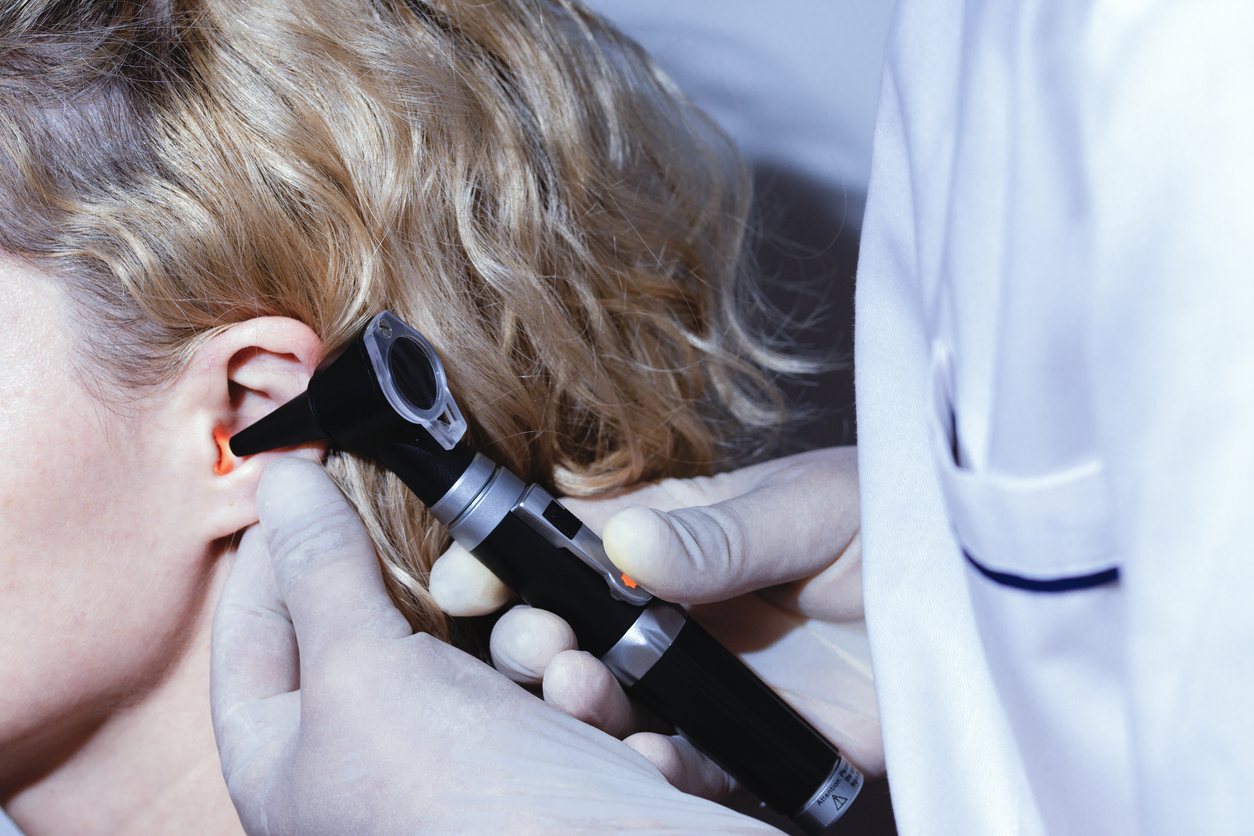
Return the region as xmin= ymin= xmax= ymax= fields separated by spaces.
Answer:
xmin=0 ymin=811 xmax=20 ymax=836
xmin=857 ymin=1 xmax=1254 ymax=834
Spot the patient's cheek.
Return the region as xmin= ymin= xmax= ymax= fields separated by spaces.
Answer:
xmin=0 ymin=267 xmax=206 ymax=768
xmin=0 ymin=392 xmax=182 ymax=748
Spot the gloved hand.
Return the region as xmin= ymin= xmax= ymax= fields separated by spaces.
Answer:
xmin=429 ymin=446 xmax=885 ymax=802
xmin=210 ymin=458 xmax=780 ymax=835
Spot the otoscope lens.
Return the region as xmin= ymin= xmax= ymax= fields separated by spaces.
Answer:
xmin=389 ymin=337 xmax=439 ymax=411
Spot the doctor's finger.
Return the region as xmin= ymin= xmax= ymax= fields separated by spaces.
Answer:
xmin=557 ymin=453 xmax=814 ymax=534
xmin=625 ymin=732 xmax=738 ymax=803
xmin=429 ymin=540 xmax=513 ymax=616
xmin=601 ymin=447 xmax=861 ymax=604
xmin=489 ymin=608 xmax=644 ymax=737
xmin=257 ymin=458 xmax=411 ymax=655
xmin=211 ymin=524 xmax=299 ymax=713
xmin=488 ymin=604 xmax=577 ymax=683
xmin=542 ymin=650 xmax=644 ymax=740
xmin=210 ymin=524 xmax=301 ymax=787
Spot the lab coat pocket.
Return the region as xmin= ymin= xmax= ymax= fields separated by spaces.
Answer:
xmin=923 ymin=348 xmax=1133 ymax=834
xmin=926 ymin=347 xmax=1119 ymax=590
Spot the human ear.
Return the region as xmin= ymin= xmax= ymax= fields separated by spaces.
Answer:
xmin=180 ymin=317 xmax=325 ymax=540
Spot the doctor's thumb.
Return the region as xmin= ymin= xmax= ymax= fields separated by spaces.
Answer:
xmin=257 ymin=458 xmax=412 ymax=649
xmin=602 ymin=503 xmax=758 ymax=604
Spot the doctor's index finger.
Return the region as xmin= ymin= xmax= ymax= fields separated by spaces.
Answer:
xmin=256 ymin=458 xmax=412 ymax=653
xmin=598 ymin=447 xmax=862 ymax=603
xmin=556 ymin=456 xmax=803 ymax=533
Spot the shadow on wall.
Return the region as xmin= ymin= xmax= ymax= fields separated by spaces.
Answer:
xmin=750 ymin=162 xmax=862 ymax=454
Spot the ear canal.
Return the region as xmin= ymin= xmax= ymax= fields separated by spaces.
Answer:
xmin=213 ymin=426 xmax=235 ymax=476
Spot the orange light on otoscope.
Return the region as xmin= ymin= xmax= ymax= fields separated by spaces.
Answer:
xmin=213 ymin=426 xmax=234 ymax=476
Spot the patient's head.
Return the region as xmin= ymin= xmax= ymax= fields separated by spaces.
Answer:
xmin=0 ymin=0 xmax=784 ymax=804
xmin=1 ymin=0 xmax=781 ymax=623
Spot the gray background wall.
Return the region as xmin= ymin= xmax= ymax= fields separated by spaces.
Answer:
xmin=584 ymin=0 xmax=897 ymax=452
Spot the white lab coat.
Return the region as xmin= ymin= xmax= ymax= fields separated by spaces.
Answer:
xmin=857 ymin=1 xmax=1254 ymax=834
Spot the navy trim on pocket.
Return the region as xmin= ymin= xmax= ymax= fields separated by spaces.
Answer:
xmin=964 ymin=551 xmax=1120 ymax=592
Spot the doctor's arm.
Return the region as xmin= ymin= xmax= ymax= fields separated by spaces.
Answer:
xmin=1088 ymin=6 xmax=1254 ymax=832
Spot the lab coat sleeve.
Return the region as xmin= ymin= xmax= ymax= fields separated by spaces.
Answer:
xmin=1086 ymin=4 xmax=1254 ymax=831
xmin=855 ymin=20 xmax=1047 ymax=831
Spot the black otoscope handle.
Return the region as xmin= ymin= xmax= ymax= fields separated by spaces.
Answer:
xmin=630 ymin=619 xmax=863 ymax=820
xmin=392 ymin=444 xmax=864 ymax=832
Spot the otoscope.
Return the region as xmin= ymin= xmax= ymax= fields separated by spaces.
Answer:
xmin=231 ymin=311 xmax=863 ymax=833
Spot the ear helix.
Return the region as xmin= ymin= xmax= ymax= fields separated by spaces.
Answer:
xmin=213 ymin=426 xmax=235 ymax=476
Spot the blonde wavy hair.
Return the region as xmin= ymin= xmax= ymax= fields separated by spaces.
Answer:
xmin=0 ymin=0 xmax=794 ymax=639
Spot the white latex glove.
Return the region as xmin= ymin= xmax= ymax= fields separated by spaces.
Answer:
xmin=210 ymin=458 xmax=781 ymax=835
xmin=430 ymin=446 xmax=884 ymax=801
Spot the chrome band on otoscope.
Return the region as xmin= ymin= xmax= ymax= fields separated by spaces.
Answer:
xmin=792 ymin=754 xmax=865 ymax=832
xmin=430 ymin=453 xmax=496 ymax=526
xmin=599 ymin=602 xmax=687 ymax=686
xmin=445 ymin=466 xmax=526 ymax=551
